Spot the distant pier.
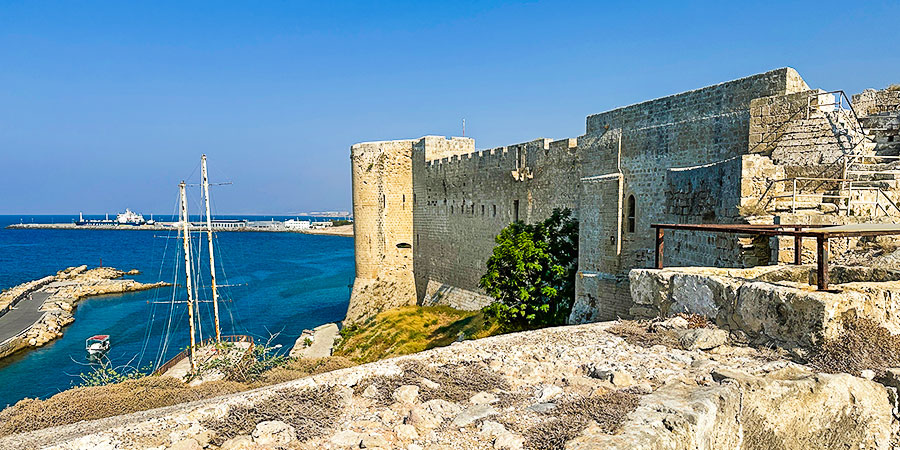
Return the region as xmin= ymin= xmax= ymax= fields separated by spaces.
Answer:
xmin=6 ymin=222 xmax=354 ymax=237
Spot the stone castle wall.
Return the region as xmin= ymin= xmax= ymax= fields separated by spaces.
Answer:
xmin=347 ymin=67 xmax=898 ymax=325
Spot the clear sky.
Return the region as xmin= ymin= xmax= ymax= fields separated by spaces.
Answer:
xmin=1 ymin=1 xmax=898 ymax=215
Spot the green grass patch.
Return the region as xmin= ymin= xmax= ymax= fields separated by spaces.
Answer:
xmin=333 ymin=305 xmax=501 ymax=363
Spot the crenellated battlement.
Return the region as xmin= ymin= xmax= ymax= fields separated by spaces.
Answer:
xmin=347 ymin=67 xmax=900 ymax=326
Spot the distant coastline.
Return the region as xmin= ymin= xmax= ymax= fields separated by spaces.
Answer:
xmin=5 ymin=222 xmax=354 ymax=237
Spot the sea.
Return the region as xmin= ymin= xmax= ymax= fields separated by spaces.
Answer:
xmin=0 ymin=215 xmax=354 ymax=408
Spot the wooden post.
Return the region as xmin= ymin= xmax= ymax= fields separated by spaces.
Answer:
xmin=655 ymin=227 xmax=664 ymax=269
xmin=816 ymin=235 xmax=829 ymax=291
xmin=794 ymin=232 xmax=802 ymax=265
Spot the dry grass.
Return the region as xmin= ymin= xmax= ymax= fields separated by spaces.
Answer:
xmin=524 ymin=390 xmax=640 ymax=450
xmin=809 ymin=317 xmax=900 ymax=377
xmin=0 ymin=356 xmax=355 ymax=438
xmin=0 ymin=377 xmax=246 ymax=437
xmin=334 ymin=306 xmax=501 ymax=364
xmin=608 ymin=320 xmax=681 ymax=348
xmin=250 ymin=356 xmax=356 ymax=387
xmin=202 ymin=386 xmax=343 ymax=445
xmin=354 ymin=360 xmax=509 ymax=405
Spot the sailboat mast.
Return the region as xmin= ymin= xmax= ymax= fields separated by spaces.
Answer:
xmin=179 ymin=181 xmax=198 ymax=373
xmin=201 ymin=155 xmax=222 ymax=342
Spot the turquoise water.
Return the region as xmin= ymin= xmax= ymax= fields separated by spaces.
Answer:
xmin=0 ymin=215 xmax=354 ymax=408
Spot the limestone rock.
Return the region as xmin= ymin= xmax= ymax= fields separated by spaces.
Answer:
xmin=361 ymin=433 xmax=388 ymax=448
xmin=407 ymin=407 xmax=441 ymax=431
xmin=396 ymin=423 xmax=419 ymax=440
xmin=451 ymin=405 xmax=497 ymax=427
xmin=252 ymin=420 xmax=296 ymax=448
xmin=219 ymin=436 xmax=257 ymax=450
xmin=168 ymin=438 xmax=202 ymax=450
xmin=536 ymin=384 xmax=563 ymax=402
xmin=588 ymin=369 xmax=633 ymax=387
xmin=479 ymin=420 xmax=507 ymax=437
xmin=362 ymin=385 xmax=380 ymax=399
xmin=420 ymin=377 xmax=440 ymax=389
xmin=393 ymin=385 xmax=420 ymax=404
xmin=678 ymin=328 xmax=728 ymax=350
xmin=330 ymin=430 xmax=363 ymax=448
xmin=470 ymin=391 xmax=498 ymax=404
xmin=650 ymin=315 xmax=689 ymax=331
xmin=493 ymin=431 xmax=524 ymax=450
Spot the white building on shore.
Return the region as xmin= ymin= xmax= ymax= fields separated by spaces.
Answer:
xmin=284 ymin=219 xmax=312 ymax=230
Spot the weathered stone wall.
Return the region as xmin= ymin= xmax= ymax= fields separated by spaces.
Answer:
xmin=412 ymin=137 xmax=580 ymax=309
xmin=854 ymin=88 xmax=900 ymax=116
xmin=347 ymin=67 xmax=900 ymax=326
xmin=572 ymin=68 xmax=810 ymax=322
xmin=347 ymin=139 xmax=420 ymax=322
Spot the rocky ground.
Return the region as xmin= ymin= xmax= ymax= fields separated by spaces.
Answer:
xmin=3 ymin=318 xmax=895 ymax=450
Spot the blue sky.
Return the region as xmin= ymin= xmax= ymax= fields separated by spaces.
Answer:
xmin=1 ymin=1 xmax=898 ymax=214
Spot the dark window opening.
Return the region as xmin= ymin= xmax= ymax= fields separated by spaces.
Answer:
xmin=513 ymin=200 xmax=520 ymax=222
xmin=627 ymin=195 xmax=636 ymax=233
xmin=396 ymin=242 xmax=411 ymax=249
xmin=481 ymin=205 xmax=485 ymax=216
xmin=493 ymin=204 xmax=497 ymax=217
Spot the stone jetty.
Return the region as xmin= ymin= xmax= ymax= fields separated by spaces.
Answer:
xmin=0 ymin=265 xmax=169 ymax=360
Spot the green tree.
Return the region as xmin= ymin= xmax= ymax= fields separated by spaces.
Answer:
xmin=480 ymin=208 xmax=578 ymax=331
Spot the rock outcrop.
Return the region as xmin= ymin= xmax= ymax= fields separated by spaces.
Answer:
xmin=630 ymin=264 xmax=900 ymax=347
xmin=0 ymin=266 xmax=169 ymax=358
xmin=3 ymin=321 xmax=895 ymax=450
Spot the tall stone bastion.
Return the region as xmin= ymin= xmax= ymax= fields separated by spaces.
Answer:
xmin=346 ymin=67 xmax=900 ymax=324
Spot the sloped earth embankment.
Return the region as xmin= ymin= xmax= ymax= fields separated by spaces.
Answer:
xmin=0 ymin=321 xmax=894 ymax=450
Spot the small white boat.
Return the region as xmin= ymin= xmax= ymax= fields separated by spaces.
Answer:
xmin=86 ymin=335 xmax=110 ymax=355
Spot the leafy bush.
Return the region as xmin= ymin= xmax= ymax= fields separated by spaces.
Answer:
xmin=480 ymin=208 xmax=578 ymax=331
xmin=77 ymin=360 xmax=152 ymax=387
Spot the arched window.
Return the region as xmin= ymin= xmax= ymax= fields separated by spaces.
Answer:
xmin=626 ymin=195 xmax=636 ymax=233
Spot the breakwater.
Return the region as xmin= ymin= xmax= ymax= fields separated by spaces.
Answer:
xmin=6 ymin=222 xmax=354 ymax=237
xmin=0 ymin=266 xmax=169 ymax=360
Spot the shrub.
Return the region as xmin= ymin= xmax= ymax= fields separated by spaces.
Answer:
xmin=353 ymin=360 xmax=509 ymax=406
xmin=77 ymin=360 xmax=152 ymax=387
xmin=809 ymin=316 xmax=900 ymax=377
xmin=480 ymin=208 xmax=578 ymax=331
xmin=202 ymin=386 xmax=342 ymax=445
xmin=0 ymin=377 xmax=245 ymax=437
xmin=524 ymin=390 xmax=640 ymax=450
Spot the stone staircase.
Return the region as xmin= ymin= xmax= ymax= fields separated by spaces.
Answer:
xmin=767 ymin=92 xmax=900 ymax=219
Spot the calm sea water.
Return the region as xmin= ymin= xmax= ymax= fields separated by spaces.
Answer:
xmin=0 ymin=215 xmax=354 ymax=408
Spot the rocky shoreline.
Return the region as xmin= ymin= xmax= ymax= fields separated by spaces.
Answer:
xmin=0 ymin=266 xmax=169 ymax=360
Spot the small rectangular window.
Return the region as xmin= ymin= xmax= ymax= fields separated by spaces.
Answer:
xmin=513 ymin=200 xmax=520 ymax=222
xmin=481 ymin=205 xmax=485 ymax=216
xmin=493 ymin=205 xmax=497 ymax=217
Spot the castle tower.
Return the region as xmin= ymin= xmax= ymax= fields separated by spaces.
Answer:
xmin=346 ymin=139 xmax=418 ymax=322
xmin=346 ymin=136 xmax=475 ymax=323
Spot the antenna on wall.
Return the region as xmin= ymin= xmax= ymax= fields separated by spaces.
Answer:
xmin=462 ymin=118 xmax=466 ymax=137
